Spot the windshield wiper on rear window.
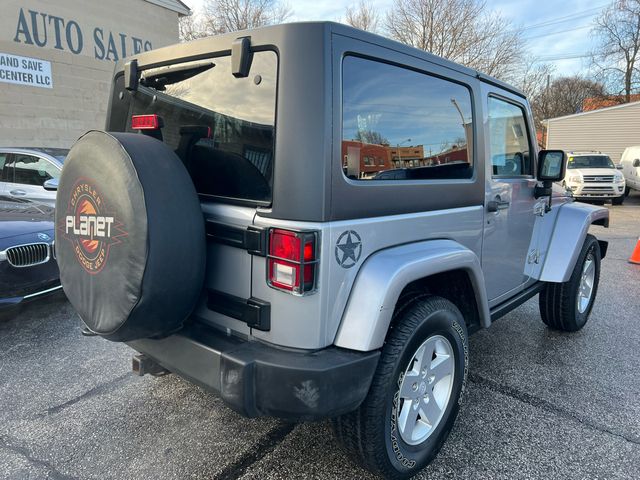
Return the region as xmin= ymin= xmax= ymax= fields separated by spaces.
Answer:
xmin=140 ymin=61 xmax=215 ymax=91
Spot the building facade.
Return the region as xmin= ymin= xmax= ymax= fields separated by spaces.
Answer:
xmin=545 ymin=101 xmax=640 ymax=163
xmin=0 ymin=0 xmax=189 ymax=148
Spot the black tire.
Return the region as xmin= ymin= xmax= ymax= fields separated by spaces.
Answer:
xmin=539 ymin=234 xmax=601 ymax=332
xmin=625 ymin=186 xmax=631 ymax=197
xmin=612 ymin=195 xmax=625 ymax=205
xmin=332 ymin=296 xmax=469 ymax=480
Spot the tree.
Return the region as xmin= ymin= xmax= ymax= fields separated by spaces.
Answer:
xmin=345 ymin=1 xmax=379 ymax=32
xmin=179 ymin=14 xmax=207 ymax=42
xmin=533 ymin=76 xmax=606 ymax=124
xmin=201 ymin=0 xmax=292 ymax=35
xmin=384 ymin=0 xmax=524 ymax=80
xmin=355 ymin=129 xmax=389 ymax=145
xmin=591 ymin=0 xmax=640 ymax=102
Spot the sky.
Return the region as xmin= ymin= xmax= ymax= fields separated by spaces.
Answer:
xmin=182 ymin=0 xmax=607 ymax=77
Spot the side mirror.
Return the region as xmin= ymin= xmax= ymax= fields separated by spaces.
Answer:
xmin=43 ymin=178 xmax=59 ymax=191
xmin=537 ymin=150 xmax=566 ymax=182
xmin=634 ymin=159 xmax=640 ymax=168
xmin=615 ymin=163 xmax=624 ymax=170
xmin=535 ymin=150 xmax=566 ymax=207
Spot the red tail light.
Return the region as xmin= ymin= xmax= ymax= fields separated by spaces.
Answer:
xmin=131 ymin=114 xmax=162 ymax=130
xmin=267 ymin=228 xmax=318 ymax=295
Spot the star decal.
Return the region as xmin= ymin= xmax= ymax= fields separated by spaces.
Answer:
xmin=335 ymin=230 xmax=362 ymax=268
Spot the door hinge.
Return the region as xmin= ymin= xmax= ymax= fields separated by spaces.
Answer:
xmin=527 ymin=249 xmax=540 ymax=264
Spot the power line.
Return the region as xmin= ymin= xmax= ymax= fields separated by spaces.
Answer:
xmin=513 ymin=4 xmax=607 ymax=33
xmin=523 ymin=24 xmax=592 ymax=40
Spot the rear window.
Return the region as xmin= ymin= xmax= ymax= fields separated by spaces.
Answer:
xmin=124 ymin=51 xmax=277 ymax=204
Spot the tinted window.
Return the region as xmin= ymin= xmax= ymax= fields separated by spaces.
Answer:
xmin=342 ymin=56 xmax=474 ymax=181
xmin=11 ymin=154 xmax=59 ymax=186
xmin=488 ymin=97 xmax=532 ymax=176
xmin=567 ymin=155 xmax=614 ymax=169
xmin=126 ymin=52 xmax=277 ymax=203
xmin=0 ymin=154 xmax=7 ymax=181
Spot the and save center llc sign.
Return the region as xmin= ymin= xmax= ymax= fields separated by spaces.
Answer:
xmin=0 ymin=52 xmax=52 ymax=88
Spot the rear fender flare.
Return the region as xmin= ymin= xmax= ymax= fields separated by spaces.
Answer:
xmin=333 ymin=239 xmax=490 ymax=352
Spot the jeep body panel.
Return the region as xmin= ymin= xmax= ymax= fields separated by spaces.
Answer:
xmin=539 ymin=201 xmax=609 ymax=283
xmin=251 ymin=206 xmax=484 ymax=349
xmin=334 ymin=239 xmax=489 ymax=351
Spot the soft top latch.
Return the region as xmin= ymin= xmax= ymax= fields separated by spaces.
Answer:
xmin=232 ymin=37 xmax=253 ymax=78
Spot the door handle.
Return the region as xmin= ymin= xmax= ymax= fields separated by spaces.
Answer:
xmin=487 ymin=199 xmax=510 ymax=212
xmin=9 ymin=189 xmax=26 ymax=196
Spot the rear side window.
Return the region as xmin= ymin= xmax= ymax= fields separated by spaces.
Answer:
xmin=342 ymin=55 xmax=474 ymax=181
xmin=11 ymin=154 xmax=58 ymax=186
xmin=126 ymin=51 xmax=277 ymax=204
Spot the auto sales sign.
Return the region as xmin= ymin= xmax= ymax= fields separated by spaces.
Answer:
xmin=0 ymin=52 xmax=52 ymax=88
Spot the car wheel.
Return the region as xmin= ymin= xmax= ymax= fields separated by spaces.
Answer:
xmin=332 ymin=296 xmax=468 ymax=480
xmin=625 ymin=186 xmax=631 ymax=197
xmin=539 ymin=234 xmax=601 ymax=332
xmin=612 ymin=195 xmax=625 ymax=205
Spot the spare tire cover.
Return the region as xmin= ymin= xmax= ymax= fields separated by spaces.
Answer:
xmin=55 ymin=131 xmax=206 ymax=341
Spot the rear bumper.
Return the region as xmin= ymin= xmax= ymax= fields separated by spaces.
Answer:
xmin=127 ymin=323 xmax=380 ymax=420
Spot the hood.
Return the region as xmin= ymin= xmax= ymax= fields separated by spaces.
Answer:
xmin=0 ymin=195 xmax=55 ymax=240
xmin=569 ymin=168 xmax=618 ymax=176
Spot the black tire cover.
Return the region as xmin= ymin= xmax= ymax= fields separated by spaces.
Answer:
xmin=55 ymin=131 xmax=205 ymax=341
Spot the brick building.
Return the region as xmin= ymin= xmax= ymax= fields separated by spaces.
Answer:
xmin=0 ymin=0 xmax=189 ymax=148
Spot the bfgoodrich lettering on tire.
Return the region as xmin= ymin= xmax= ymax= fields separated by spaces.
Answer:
xmin=332 ymin=296 xmax=468 ymax=480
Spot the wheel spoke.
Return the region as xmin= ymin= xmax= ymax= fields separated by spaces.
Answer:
xmin=399 ymin=372 xmax=421 ymax=399
xmin=419 ymin=394 xmax=442 ymax=426
xmin=398 ymin=400 xmax=419 ymax=438
xmin=418 ymin=340 xmax=436 ymax=373
xmin=429 ymin=354 xmax=453 ymax=383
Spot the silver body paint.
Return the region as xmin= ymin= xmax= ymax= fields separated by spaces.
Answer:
xmin=148 ymin=22 xmax=611 ymax=353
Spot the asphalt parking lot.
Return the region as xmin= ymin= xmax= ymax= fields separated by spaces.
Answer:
xmin=2 ymin=195 xmax=640 ymax=480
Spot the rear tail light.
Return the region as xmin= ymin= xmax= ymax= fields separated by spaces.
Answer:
xmin=131 ymin=114 xmax=163 ymax=130
xmin=267 ymin=228 xmax=318 ymax=295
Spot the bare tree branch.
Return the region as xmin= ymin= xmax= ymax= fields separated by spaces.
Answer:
xmin=344 ymin=1 xmax=379 ymax=32
xmin=199 ymin=0 xmax=292 ymax=35
xmin=383 ymin=0 xmax=525 ymax=80
xmin=591 ymin=0 xmax=640 ymax=102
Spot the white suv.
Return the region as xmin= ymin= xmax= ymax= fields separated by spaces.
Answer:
xmin=562 ymin=152 xmax=626 ymax=205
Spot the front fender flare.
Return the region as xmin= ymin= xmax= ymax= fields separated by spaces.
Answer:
xmin=539 ymin=202 xmax=609 ymax=283
xmin=333 ymin=240 xmax=490 ymax=352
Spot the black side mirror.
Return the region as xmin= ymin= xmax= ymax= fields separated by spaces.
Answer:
xmin=43 ymin=178 xmax=59 ymax=191
xmin=634 ymin=159 xmax=640 ymax=168
xmin=537 ymin=150 xmax=566 ymax=182
xmin=535 ymin=150 xmax=566 ymax=209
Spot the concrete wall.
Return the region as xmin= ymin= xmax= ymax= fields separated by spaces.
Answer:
xmin=0 ymin=0 xmax=181 ymax=148
xmin=546 ymin=101 xmax=640 ymax=163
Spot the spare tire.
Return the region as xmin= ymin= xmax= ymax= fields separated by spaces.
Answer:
xmin=55 ymin=131 xmax=206 ymax=342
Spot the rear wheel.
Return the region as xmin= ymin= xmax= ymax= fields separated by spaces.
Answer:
xmin=332 ymin=296 xmax=468 ymax=480
xmin=539 ymin=234 xmax=601 ymax=331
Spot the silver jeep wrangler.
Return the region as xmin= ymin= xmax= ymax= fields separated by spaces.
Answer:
xmin=53 ymin=22 xmax=609 ymax=479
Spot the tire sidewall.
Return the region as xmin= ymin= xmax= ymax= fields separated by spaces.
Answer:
xmin=383 ymin=302 xmax=468 ymax=475
xmin=569 ymin=236 xmax=601 ymax=329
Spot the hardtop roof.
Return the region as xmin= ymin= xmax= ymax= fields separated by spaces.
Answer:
xmin=115 ymin=21 xmax=525 ymax=99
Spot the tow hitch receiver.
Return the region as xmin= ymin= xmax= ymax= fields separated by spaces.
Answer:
xmin=132 ymin=354 xmax=170 ymax=377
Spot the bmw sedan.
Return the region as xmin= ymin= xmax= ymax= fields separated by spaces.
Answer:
xmin=0 ymin=195 xmax=61 ymax=308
